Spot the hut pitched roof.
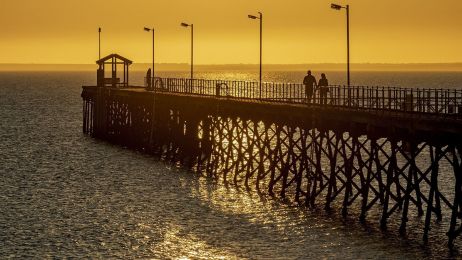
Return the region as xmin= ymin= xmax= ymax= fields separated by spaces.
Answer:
xmin=96 ymin=53 xmax=133 ymax=65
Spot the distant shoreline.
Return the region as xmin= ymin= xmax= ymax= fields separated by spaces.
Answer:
xmin=0 ymin=63 xmax=461 ymax=72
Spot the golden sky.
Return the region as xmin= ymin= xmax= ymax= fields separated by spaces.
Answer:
xmin=0 ymin=0 xmax=461 ymax=64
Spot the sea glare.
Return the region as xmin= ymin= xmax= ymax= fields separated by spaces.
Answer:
xmin=1 ymin=71 xmax=462 ymax=259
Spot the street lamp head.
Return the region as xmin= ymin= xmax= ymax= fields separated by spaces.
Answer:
xmin=144 ymin=27 xmax=151 ymax=32
xmin=248 ymin=14 xmax=258 ymax=19
xmin=331 ymin=3 xmax=343 ymax=10
xmin=181 ymin=22 xmax=190 ymax=27
xmin=98 ymin=27 xmax=101 ymax=33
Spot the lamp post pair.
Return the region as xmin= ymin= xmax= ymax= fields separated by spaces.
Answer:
xmin=142 ymin=23 xmax=193 ymax=85
xmin=248 ymin=7 xmax=350 ymax=99
xmin=143 ymin=23 xmax=193 ymax=81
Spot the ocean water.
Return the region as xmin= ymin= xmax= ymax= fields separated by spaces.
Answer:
xmin=1 ymin=71 xmax=461 ymax=259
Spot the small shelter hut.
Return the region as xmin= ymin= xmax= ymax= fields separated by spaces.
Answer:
xmin=96 ymin=54 xmax=132 ymax=87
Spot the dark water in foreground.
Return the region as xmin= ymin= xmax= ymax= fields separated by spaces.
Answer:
xmin=1 ymin=71 xmax=461 ymax=259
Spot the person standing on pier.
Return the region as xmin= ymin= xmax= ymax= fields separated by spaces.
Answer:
xmin=146 ymin=68 xmax=152 ymax=90
xmin=318 ymin=73 xmax=329 ymax=105
xmin=303 ymin=70 xmax=317 ymax=104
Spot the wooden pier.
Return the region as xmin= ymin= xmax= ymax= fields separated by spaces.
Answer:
xmin=82 ymin=75 xmax=462 ymax=248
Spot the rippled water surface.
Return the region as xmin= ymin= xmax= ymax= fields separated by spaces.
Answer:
xmin=1 ymin=71 xmax=461 ymax=259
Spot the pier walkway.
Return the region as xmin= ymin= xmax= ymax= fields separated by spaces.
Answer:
xmin=82 ymin=77 xmax=462 ymax=248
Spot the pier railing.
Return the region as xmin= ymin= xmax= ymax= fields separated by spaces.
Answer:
xmin=144 ymin=77 xmax=462 ymax=116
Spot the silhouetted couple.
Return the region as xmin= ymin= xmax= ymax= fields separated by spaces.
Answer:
xmin=303 ymin=70 xmax=329 ymax=105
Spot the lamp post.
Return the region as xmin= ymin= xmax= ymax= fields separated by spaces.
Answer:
xmin=144 ymin=27 xmax=156 ymax=147
xmin=144 ymin=27 xmax=155 ymax=82
xmin=98 ymin=27 xmax=101 ymax=59
xmin=181 ymin=22 xmax=194 ymax=80
xmin=331 ymin=3 xmax=350 ymax=89
xmin=248 ymin=12 xmax=263 ymax=99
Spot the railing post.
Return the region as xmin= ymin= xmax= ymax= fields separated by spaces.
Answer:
xmin=435 ymin=89 xmax=439 ymax=114
xmin=348 ymin=85 xmax=351 ymax=107
xmin=388 ymin=89 xmax=392 ymax=110
xmin=361 ymin=87 xmax=364 ymax=107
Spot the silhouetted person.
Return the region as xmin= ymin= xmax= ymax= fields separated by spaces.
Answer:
xmin=318 ymin=73 xmax=329 ymax=105
xmin=303 ymin=70 xmax=317 ymax=103
xmin=146 ymin=68 xmax=152 ymax=90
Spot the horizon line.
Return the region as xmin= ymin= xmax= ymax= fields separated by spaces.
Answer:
xmin=1 ymin=62 xmax=462 ymax=65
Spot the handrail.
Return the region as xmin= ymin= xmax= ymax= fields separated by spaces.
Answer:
xmin=142 ymin=77 xmax=462 ymax=116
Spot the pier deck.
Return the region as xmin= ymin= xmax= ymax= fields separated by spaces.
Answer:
xmin=82 ymin=78 xmax=462 ymax=248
